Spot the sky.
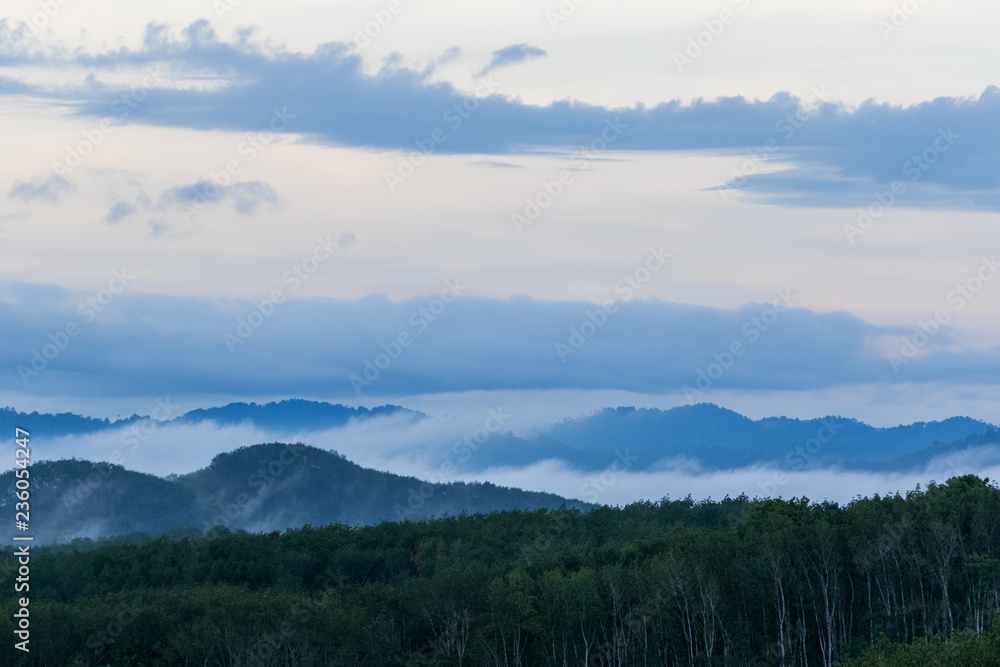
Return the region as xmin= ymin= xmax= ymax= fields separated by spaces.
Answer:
xmin=1 ymin=0 xmax=999 ymax=452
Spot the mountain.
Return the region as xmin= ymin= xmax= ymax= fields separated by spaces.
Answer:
xmin=4 ymin=458 xmax=199 ymax=544
xmin=844 ymin=430 xmax=1000 ymax=472
xmin=0 ymin=406 xmax=128 ymax=438
xmin=4 ymin=399 xmax=996 ymax=476
xmin=174 ymin=399 xmax=420 ymax=430
xmin=521 ymin=404 xmax=997 ymax=471
xmin=0 ymin=399 xmax=421 ymax=440
xmin=1 ymin=443 xmax=591 ymax=544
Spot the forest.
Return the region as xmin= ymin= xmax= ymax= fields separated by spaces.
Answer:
xmin=3 ymin=474 xmax=1000 ymax=666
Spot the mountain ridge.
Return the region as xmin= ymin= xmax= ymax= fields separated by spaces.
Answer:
xmin=526 ymin=403 xmax=996 ymax=470
xmin=3 ymin=400 xmax=996 ymax=474
xmin=0 ymin=399 xmax=421 ymax=438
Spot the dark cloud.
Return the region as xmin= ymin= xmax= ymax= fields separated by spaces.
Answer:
xmin=2 ymin=281 xmax=999 ymax=399
xmin=3 ymin=23 xmax=1000 ymax=208
xmin=478 ymin=43 xmax=547 ymax=76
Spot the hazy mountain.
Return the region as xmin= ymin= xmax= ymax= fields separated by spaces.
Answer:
xmin=0 ymin=399 xmax=420 ymax=439
xmin=5 ymin=458 xmax=199 ymax=544
xmin=522 ymin=404 xmax=997 ymax=471
xmin=174 ymin=399 xmax=421 ymax=430
xmin=844 ymin=430 xmax=1000 ymax=473
xmin=4 ymin=400 xmax=996 ymax=476
xmin=0 ymin=406 xmax=130 ymax=439
xmin=1 ymin=443 xmax=591 ymax=544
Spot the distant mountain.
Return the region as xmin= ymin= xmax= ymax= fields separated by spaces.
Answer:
xmin=1 ymin=444 xmax=592 ymax=544
xmin=4 ymin=400 xmax=996 ymax=476
xmin=0 ymin=406 xmax=129 ymax=439
xmin=519 ymin=404 xmax=998 ymax=471
xmin=174 ymin=399 xmax=420 ymax=431
xmin=844 ymin=430 xmax=1000 ymax=473
xmin=0 ymin=399 xmax=421 ymax=440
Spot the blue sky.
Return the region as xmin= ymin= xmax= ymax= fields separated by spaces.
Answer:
xmin=1 ymin=0 xmax=999 ymax=427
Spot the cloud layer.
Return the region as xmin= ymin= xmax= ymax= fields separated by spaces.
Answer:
xmin=30 ymin=412 xmax=1000 ymax=506
xmin=3 ymin=281 xmax=999 ymax=399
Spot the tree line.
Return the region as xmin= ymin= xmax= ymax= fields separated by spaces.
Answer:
xmin=3 ymin=475 xmax=1000 ymax=665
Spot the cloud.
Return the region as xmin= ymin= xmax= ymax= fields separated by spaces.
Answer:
xmin=9 ymin=174 xmax=72 ymax=202
xmin=461 ymin=451 xmax=1000 ymax=506
xmin=35 ymin=409 xmax=472 ymax=476
xmin=33 ymin=412 xmax=1000 ymax=506
xmin=101 ymin=180 xmax=280 ymax=230
xmin=2 ymin=282 xmax=999 ymax=400
xmin=4 ymin=23 xmax=1000 ymax=208
xmin=435 ymin=46 xmax=462 ymax=67
xmin=105 ymin=200 xmax=137 ymax=224
xmin=158 ymin=179 xmax=281 ymax=215
xmin=469 ymin=160 xmax=523 ymax=168
xmin=477 ymin=43 xmax=547 ymax=76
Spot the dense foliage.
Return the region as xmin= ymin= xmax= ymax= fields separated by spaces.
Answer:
xmin=838 ymin=623 xmax=1000 ymax=666
xmin=3 ymin=475 xmax=1000 ymax=666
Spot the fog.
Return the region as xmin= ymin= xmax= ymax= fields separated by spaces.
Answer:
xmin=36 ymin=406 xmax=1000 ymax=506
